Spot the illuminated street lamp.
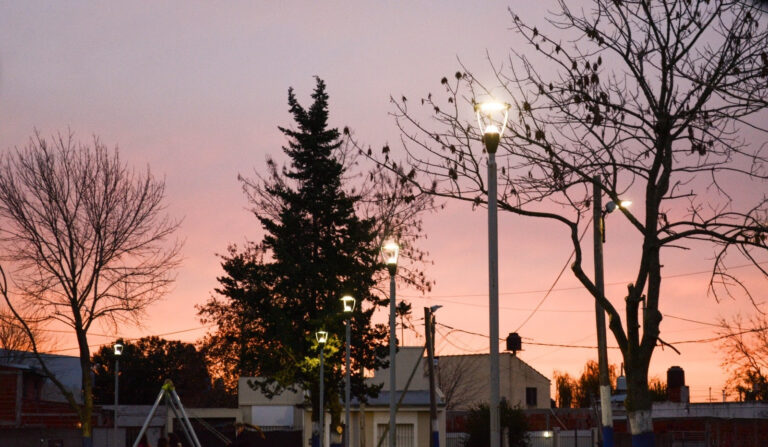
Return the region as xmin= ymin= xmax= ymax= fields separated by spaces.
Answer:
xmin=316 ymin=331 xmax=328 ymax=447
xmin=593 ymin=175 xmax=632 ymax=447
xmin=474 ymin=99 xmax=510 ymax=447
xmin=340 ymin=295 xmax=356 ymax=447
xmin=113 ymin=342 xmax=123 ymax=447
xmin=381 ymin=239 xmax=399 ymax=447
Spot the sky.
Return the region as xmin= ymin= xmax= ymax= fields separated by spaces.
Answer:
xmin=1 ymin=1 xmax=766 ymax=403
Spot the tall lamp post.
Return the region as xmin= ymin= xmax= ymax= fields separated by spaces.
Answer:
xmin=316 ymin=330 xmax=329 ymax=447
xmin=381 ymin=239 xmax=399 ymax=447
xmin=341 ymin=295 xmax=356 ymax=447
xmin=593 ymin=175 xmax=631 ymax=447
xmin=475 ymin=100 xmax=510 ymax=447
xmin=113 ymin=342 xmax=123 ymax=447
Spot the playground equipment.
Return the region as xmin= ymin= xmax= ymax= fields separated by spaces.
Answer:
xmin=131 ymin=379 xmax=202 ymax=447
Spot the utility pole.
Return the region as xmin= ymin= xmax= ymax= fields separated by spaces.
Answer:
xmin=593 ymin=176 xmax=613 ymax=447
xmin=425 ymin=307 xmax=439 ymax=447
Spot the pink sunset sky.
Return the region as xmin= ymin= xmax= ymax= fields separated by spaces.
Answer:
xmin=1 ymin=1 xmax=766 ymax=402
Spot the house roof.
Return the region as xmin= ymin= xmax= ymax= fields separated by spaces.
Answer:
xmin=0 ymin=349 xmax=82 ymax=400
xmin=435 ymin=352 xmax=551 ymax=383
xmin=352 ymin=390 xmax=444 ymax=408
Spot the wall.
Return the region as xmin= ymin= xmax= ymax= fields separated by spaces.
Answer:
xmin=438 ymin=353 xmax=551 ymax=410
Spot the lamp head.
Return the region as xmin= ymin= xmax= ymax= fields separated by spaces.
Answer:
xmin=605 ymin=200 xmax=632 ymax=214
xmin=381 ymin=238 xmax=399 ymax=274
xmin=113 ymin=342 xmax=123 ymax=356
xmin=474 ymin=100 xmax=510 ymax=154
xmin=341 ymin=295 xmax=356 ymax=313
xmin=315 ymin=331 xmax=329 ymax=344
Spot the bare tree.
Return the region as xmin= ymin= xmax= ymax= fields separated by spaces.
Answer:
xmin=719 ymin=314 xmax=768 ymax=401
xmin=0 ymin=131 xmax=181 ymax=447
xmin=368 ymin=1 xmax=768 ymax=444
xmin=0 ymin=307 xmax=50 ymax=363
xmin=436 ymin=354 xmax=485 ymax=410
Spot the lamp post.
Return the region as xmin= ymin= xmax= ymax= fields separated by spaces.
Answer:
xmin=113 ymin=342 xmax=123 ymax=447
xmin=475 ymin=100 xmax=510 ymax=447
xmin=381 ymin=239 xmax=399 ymax=447
xmin=593 ymin=175 xmax=631 ymax=447
xmin=425 ymin=305 xmax=442 ymax=447
xmin=341 ymin=295 xmax=356 ymax=447
xmin=316 ymin=331 xmax=329 ymax=447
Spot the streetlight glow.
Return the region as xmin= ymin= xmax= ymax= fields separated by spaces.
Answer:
xmin=316 ymin=331 xmax=328 ymax=344
xmin=113 ymin=342 xmax=123 ymax=356
xmin=605 ymin=199 xmax=632 ymax=214
xmin=381 ymin=239 xmax=399 ymax=268
xmin=474 ymin=100 xmax=511 ymax=142
xmin=341 ymin=295 xmax=356 ymax=313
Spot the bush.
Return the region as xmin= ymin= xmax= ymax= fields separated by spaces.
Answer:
xmin=464 ymin=398 xmax=528 ymax=447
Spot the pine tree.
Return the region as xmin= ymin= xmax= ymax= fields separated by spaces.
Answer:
xmin=200 ymin=77 xmax=389 ymax=444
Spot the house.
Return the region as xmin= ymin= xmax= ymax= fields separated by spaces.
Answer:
xmin=0 ymin=351 xmax=111 ymax=447
xmin=0 ymin=349 xmax=237 ymax=447
xmin=436 ymin=352 xmax=551 ymax=411
xmin=239 ymin=346 xmax=446 ymax=447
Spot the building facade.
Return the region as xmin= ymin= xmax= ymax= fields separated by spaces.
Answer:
xmin=239 ymin=346 xmax=446 ymax=447
xmin=436 ymin=352 xmax=551 ymax=411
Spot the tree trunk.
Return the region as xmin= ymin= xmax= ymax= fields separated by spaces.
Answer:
xmin=78 ymin=329 xmax=94 ymax=447
xmin=330 ymin=398 xmax=343 ymax=447
xmin=625 ymin=358 xmax=654 ymax=447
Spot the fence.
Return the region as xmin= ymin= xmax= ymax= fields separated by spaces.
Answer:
xmin=527 ymin=429 xmax=597 ymax=447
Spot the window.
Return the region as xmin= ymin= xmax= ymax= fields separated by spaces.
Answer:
xmin=377 ymin=423 xmax=415 ymax=447
xmin=526 ymin=387 xmax=537 ymax=407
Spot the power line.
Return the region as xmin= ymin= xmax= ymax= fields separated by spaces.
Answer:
xmin=434 ymin=321 xmax=767 ymax=351
xmin=663 ymin=314 xmax=724 ymax=328
xmin=405 ymin=294 xmax=593 ymax=313
xmin=400 ymin=261 xmax=766 ymax=299
xmin=47 ymin=324 xmax=216 ymax=354
xmin=515 ymin=223 xmax=590 ymax=332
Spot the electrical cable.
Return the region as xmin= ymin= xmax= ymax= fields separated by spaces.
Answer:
xmin=48 ymin=324 xmax=217 ymax=354
xmin=514 ymin=222 xmax=590 ymax=332
xmin=399 ymin=261 xmax=767 ymax=299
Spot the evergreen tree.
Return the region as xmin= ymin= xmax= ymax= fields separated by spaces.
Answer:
xmin=199 ymin=77 xmax=389 ymax=444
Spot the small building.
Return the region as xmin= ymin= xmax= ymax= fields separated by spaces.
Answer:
xmin=0 ymin=353 xmax=111 ymax=447
xmin=436 ymin=352 xmax=551 ymax=410
xmin=239 ymin=346 xmax=446 ymax=447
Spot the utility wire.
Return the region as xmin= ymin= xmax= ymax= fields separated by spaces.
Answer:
xmin=400 ymin=261 xmax=766 ymax=299
xmin=434 ymin=321 xmax=766 ymax=351
xmin=48 ymin=324 xmax=217 ymax=354
xmin=514 ymin=222 xmax=590 ymax=332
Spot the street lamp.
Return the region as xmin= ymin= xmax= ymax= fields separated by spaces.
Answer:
xmin=474 ymin=99 xmax=510 ymax=447
xmin=316 ymin=331 xmax=329 ymax=447
xmin=113 ymin=342 xmax=123 ymax=447
xmin=341 ymin=295 xmax=356 ymax=447
xmin=593 ymin=175 xmax=631 ymax=447
xmin=381 ymin=238 xmax=399 ymax=447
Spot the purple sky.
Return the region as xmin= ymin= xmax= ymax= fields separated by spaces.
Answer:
xmin=2 ymin=1 xmax=765 ymax=402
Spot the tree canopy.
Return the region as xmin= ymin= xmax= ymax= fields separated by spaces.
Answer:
xmin=92 ymin=337 xmax=233 ymax=408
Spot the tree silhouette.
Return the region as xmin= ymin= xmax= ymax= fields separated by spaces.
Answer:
xmin=0 ymin=132 xmax=180 ymax=447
